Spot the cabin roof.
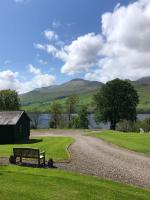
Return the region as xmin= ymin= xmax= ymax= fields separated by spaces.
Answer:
xmin=0 ymin=111 xmax=30 ymax=125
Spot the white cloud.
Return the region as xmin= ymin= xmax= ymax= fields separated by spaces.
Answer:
xmin=22 ymin=72 xmax=56 ymax=93
xmin=85 ymin=0 xmax=150 ymax=82
xmin=0 ymin=66 xmax=56 ymax=94
xmin=34 ymin=0 xmax=150 ymax=82
xmin=60 ymin=33 xmax=103 ymax=74
xmin=35 ymin=43 xmax=57 ymax=56
xmin=35 ymin=33 xmax=103 ymax=75
xmin=28 ymin=64 xmax=41 ymax=75
xmin=34 ymin=43 xmax=45 ymax=50
xmin=52 ymin=21 xmax=61 ymax=28
xmin=44 ymin=30 xmax=58 ymax=41
xmin=0 ymin=70 xmax=19 ymax=91
xmin=38 ymin=59 xmax=47 ymax=65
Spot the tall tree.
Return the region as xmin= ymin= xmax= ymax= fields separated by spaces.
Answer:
xmin=65 ymin=95 xmax=79 ymax=126
xmin=94 ymin=79 xmax=139 ymax=130
xmin=49 ymin=102 xmax=63 ymax=128
xmin=0 ymin=90 xmax=20 ymax=111
xmin=29 ymin=112 xmax=40 ymax=129
xmin=78 ymin=105 xmax=89 ymax=129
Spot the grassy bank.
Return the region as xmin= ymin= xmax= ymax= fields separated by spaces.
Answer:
xmin=0 ymin=137 xmax=74 ymax=161
xmin=88 ymin=130 xmax=150 ymax=154
xmin=0 ymin=165 xmax=150 ymax=200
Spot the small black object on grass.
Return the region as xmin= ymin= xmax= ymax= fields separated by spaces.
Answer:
xmin=47 ymin=158 xmax=54 ymax=168
xmin=9 ymin=155 xmax=16 ymax=164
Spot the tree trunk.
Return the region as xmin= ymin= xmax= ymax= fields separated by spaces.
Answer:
xmin=110 ymin=121 xmax=116 ymax=130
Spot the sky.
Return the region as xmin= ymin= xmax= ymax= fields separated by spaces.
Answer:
xmin=0 ymin=0 xmax=150 ymax=93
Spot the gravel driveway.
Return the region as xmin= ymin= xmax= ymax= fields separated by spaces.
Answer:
xmin=32 ymin=130 xmax=150 ymax=188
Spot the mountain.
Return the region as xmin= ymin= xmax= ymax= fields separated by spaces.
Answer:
xmin=135 ymin=76 xmax=150 ymax=84
xmin=20 ymin=77 xmax=150 ymax=113
xmin=20 ymin=79 xmax=103 ymax=106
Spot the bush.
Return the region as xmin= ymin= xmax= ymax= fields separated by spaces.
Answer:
xmin=49 ymin=119 xmax=66 ymax=129
xmin=140 ymin=117 xmax=150 ymax=132
xmin=69 ymin=116 xmax=80 ymax=128
xmin=78 ymin=105 xmax=89 ymax=129
xmin=49 ymin=121 xmax=56 ymax=128
xmin=116 ymin=120 xmax=140 ymax=132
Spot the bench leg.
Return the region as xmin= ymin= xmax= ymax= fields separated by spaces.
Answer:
xmin=38 ymin=159 xmax=40 ymax=167
xmin=20 ymin=156 xmax=22 ymax=163
xmin=43 ymin=157 xmax=45 ymax=166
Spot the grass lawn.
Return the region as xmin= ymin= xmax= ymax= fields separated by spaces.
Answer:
xmin=0 ymin=137 xmax=74 ymax=161
xmin=0 ymin=166 xmax=150 ymax=200
xmin=88 ymin=130 xmax=150 ymax=155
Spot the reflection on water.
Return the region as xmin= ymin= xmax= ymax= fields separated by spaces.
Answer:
xmin=28 ymin=113 xmax=150 ymax=129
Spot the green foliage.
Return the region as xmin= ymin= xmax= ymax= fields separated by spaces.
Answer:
xmin=0 ymin=136 xmax=74 ymax=161
xmin=21 ymin=82 xmax=150 ymax=114
xmin=29 ymin=112 xmax=40 ymax=129
xmin=0 ymin=89 xmax=20 ymax=110
xmin=116 ymin=120 xmax=140 ymax=132
xmin=140 ymin=117 xmax=150 ymax=132
xmin=69 ymin=115 xmax=80 ymax=128
xmin=94 ymin=79 xmax=139 ymax=130
xmin=49 ymin=102 xmax=64 ymax=128
xmin=1 ymin=166 xmax=150 ymax=200
xmin=78 ymin=105 xmax=89 ymax=129
xmin=66 ymin=95 xmax=79 ymax=127
xmin=88 ymin=130 xmax=150 ymax=154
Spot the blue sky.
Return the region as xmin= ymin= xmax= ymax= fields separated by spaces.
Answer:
xmin=0 ymin=0 xmax=150 ymax=93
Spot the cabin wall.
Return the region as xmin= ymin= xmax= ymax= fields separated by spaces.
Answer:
xmin=14 ymin=114 xmax=30 ymax=143
xmin=0 ymin=125 xmax=14 ymax=144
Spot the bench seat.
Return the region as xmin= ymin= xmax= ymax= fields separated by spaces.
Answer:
xmin=13 ymin=147 xmax=45 ymax=166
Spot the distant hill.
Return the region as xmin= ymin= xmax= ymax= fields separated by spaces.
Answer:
xmin=20 ymin=78 xmax=103 ymax=106
xmin=134 ymin=76 xmax=150 ymax=84
xmin=20 ymin=77 xmax=150 ymax=113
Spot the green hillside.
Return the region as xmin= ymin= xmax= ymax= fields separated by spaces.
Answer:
xmin=20 ymin=78 xmax=150 ymax=113
xmin=135 ymin=84 xmax=150 ymax=112
xmin=20 ymin=79 xmax=102 ymax=105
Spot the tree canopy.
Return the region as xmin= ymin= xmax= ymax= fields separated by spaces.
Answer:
xmin=78 ymin=105 xmax=88 ymax=129
xmin=49 ymin=102 xmax=63 ymax=128
xmin=0 ymin=90 xmax=20 ymax=111
xmin=94 ymin=79 xmax=139 ymax=130
xmin=65 ymin=95 xmax=79 ymax=126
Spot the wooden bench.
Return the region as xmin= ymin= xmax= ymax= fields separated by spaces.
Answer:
xmin=13 ymin=147 xmax=45 ymax=166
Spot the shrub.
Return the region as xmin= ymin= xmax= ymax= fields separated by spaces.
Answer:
xmin=78 ymin=105 xmax=89 ymax=129
xmin=140 ymin=117 xmax=150 ymax=132
xmin=69 ymin=116 xmax=80 ymax=128
xmin=116 ymin=120 xmax=140 ymax=132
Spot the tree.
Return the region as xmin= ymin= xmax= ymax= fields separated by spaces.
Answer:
xmin=78 ymin=105 xmax=89 ymax=129
xmin=0 ymin=90 xmax=20 ymax=111
xmin=29 ymin=112 xmax=40 ymax=129
xmin=65 ymin=95 xmax=79 ymax=127
xmin=94 ymin=79 xmax=139 ymax=130
xmin=69 ymin=115 xmax=80 ymax=129
xmin=49 ymin=102 xmax=63 ymax=128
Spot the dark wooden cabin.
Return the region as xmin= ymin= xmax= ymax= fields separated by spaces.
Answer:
xmin=0 ymin=111 xmax=30 ymax=144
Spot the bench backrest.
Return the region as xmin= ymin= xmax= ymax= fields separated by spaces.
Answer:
xmin=13 ymin=148 xmax=40 ymax=158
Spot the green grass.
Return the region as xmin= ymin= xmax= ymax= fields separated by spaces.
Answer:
xmin=0 ymin=165 xmax=150 ymax=200
xmin=88 ymin=130 xmax=150 ymax=154
xmin=0 ymin=137 xmax=74 ymax=161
